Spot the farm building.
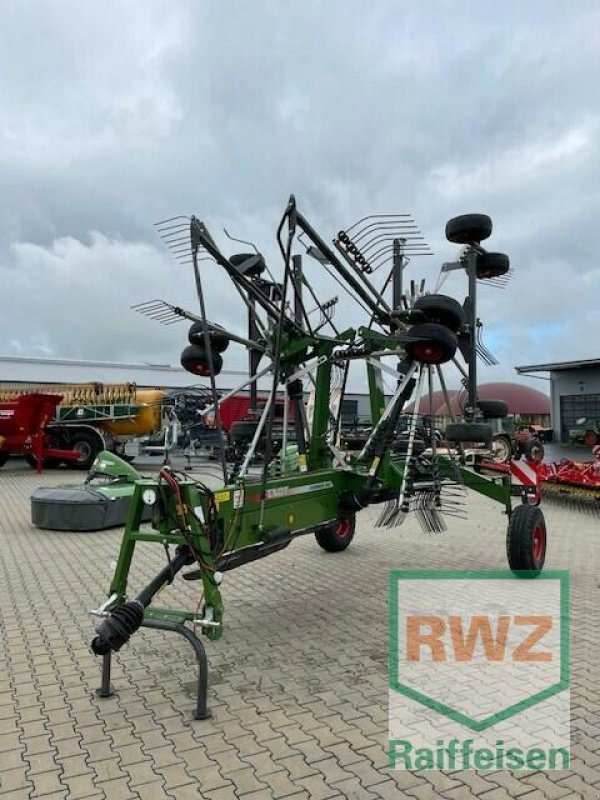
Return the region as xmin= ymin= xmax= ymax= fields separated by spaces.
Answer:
xmin=516 ymin=358 xmax=600 ymax=442
xmin=405 ymin=382 xmax=551 ymax=427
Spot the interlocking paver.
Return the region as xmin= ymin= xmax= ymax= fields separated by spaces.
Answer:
xmin=0 ymin=464 xmax=598 ymax=800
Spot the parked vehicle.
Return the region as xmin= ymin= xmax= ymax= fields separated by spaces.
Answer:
xmin=568 ymin=417 xmax=599 ymax=446
xmin=0 ymin=385 xmax=167 ymax=470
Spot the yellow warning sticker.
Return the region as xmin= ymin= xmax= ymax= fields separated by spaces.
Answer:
xmin=214 ymin=491 xmax=231 ymax=507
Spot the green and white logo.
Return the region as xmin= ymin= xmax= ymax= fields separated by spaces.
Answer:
xmin=389 ymin=570 xmax=570 ymax=770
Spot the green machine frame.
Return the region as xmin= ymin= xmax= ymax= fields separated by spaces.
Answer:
xmin=90 ymin=199 xmax=546 ymax=717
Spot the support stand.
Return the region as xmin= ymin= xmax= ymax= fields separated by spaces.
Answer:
xmin=95 ymin=619 xmax=211 ymax=720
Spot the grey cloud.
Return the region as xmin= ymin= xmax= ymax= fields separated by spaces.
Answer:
xmin=0 ymin=0 xmax=599 ymax=389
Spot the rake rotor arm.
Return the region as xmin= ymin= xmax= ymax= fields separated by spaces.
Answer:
xmin=294 ymin=209 xmax=391 ymax=325
xmin=189 ymin=217 xmax=298 ymax=329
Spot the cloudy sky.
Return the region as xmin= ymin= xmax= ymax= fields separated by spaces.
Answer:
xmin=1 ymin=1 xmax=598 ymax=392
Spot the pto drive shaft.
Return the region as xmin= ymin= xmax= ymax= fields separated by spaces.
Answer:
xmin=91 ymin=547 xmax=194 ymax=655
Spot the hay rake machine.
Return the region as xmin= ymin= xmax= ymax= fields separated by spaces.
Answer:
xmin=90 ymin=198 xmax=548 ymax=717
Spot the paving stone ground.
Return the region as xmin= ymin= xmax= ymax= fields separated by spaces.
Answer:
xmin=0 ymin=462 xmax=598 ymax=799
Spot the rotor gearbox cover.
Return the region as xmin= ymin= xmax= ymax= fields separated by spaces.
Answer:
xmin=412 ymin=294 xmax=464 ymax=332
xmin=180 ymin=344 xmax=223 ymax=376
xmin=405 ymin=322 xmax=457 ymax=365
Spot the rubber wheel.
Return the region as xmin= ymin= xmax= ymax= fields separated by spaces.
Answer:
xmin=181 ymin=344 xmax=223 ymax=377
xmin=69 ymin=430 xmax=101 ymax=470
xmin=24 ymin=455 xmax=62 ymax=469
xmin=476 ymin=399 xmax=509 ymax=419
xmin=506 ymin=504 xmax=547 ymax=575
xmin=315 ymin=516 xmax=356 ymax=552
xmin=445 ymin=214 xmax=492 ymax=244
xmin=405 ymin=323 xmax=457 ymax=365
xmin=445 ymin=422 xmax=492 ymax=445
xmin=523 ymin=437 xmax=545 ymax=463
xmin=0 ymin=451 xmax=9 ymax=468
xmin=412 ymin=294 xmax=464 ymax=332
xmin=477 ymin=252 xmax=510 ymax=279
xmin=188 ymin=322 xmax=230 ymax=353
xmin=491 ymin=434 xmax=512 ymax=463
xmin=229 ymin=252 xmax=266 ymax=278
xmin=393 ymin=434 xmax=427 ymax=458
xmin=230 ymin=419 xmax=261 ymax=443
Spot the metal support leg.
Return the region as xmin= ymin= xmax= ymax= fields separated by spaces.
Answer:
xmin=95 ymin=619 xmax=211 ymax=719
xmin=141 ymin=619 xmax=211 ymax=720
xmin=96 ymin=652 xmax=114 ymax=698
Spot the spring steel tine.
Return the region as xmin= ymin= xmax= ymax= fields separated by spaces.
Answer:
xmin=154 ymin=215 xmax=189 ymax=226
xmin=353 ymin=230 xmax=424 ymax=249
xmin=155 ymin=224 xmax=189 ymax=235
xmin=161 ymin=237 xmax=191 ymax=249
xmin=348 ymin=225 xmax=421 ymax=247
xmin=344 ymin=214 xmax=413 ymax=235
xmin=131 ymin=300 xmax=163 ymax=310
xmin=348 ymin=217 xmax=418 ymax=234
xmin=359 ymin=234 xmax=426 ymax=255
xmin=156 ymin=225 xmax=189 ymax=237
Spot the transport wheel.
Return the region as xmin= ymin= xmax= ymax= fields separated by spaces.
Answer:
xmin=445 ymin=213 xmax=492 ymax=244
xmin=24 ymin=455 xmax=61 ymax=469
xmin=506 ymin=504 xmax=547 ymax=575
xmin=445 ymin=422 xmax=492 ymax=445
xmin=180 ymin=344 xmax=223 ymax=376
xmin=230 ymin=419 xmax=261 ymax=443
xmin=491 ymin=434 xmax=512 ymax=463
xmin=412 ymin=294 xmax=464 ymax=332
xmin=523 ymin=437 xmax=545 ymax=463
xmin=476 ymin=252 xmax=510 ymax=279
xmin=475 ymin=399 xmax=508 ymax=419
xmin=69 ymin=431 xmax=100 ymax=471
xmin=315 ymin=515 xmax=356 ymax=552
xmin=229 ymin=252 xmax=266 ymax=278
xmin=405 ymin=323 xmax=457 ymax=365
xmin=0 ymin=451 xmax=9 ymax=468
xmin=188 ymin=322 xmax=230 ymax=353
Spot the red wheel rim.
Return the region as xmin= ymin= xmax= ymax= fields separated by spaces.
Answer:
xmin=532 ymin=523 xmax=546 ymax=563
xmin=412 ymin=342 xmax=444 ymax=364
xmin=336 ymin=518 xmax=351 ymax=538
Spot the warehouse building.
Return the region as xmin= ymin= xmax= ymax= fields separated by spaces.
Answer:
xmin=0 ymin=355 xmax=372 ymax=424
xmin=516 ymin=358 xmax=600 ymax=442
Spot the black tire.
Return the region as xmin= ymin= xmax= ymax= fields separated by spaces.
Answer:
xmin=393 ymin=434 xmax=427 ymax=458
xmin=24 ymin=455 xmax=62 ymax=469
xmin=477 ymin=252 xmax=510 ymax=279
xmin=229 ymin=252 xmax=266 ymax=278
xmin=188 ymin=322 xmax=230 ymax=353
xmin=405 ymin=323 xmax=457 ymax=365
xmin=180 ymin=344 xmax=223 ymax=377
xmin=230 ymin=419 xmax=260 ymax=443
xmin=69 ymin=430 xmax=101 ymax=471
xmin=476 ymin=399 xmax=509 ymax=419
xmin=0 ymin=451 xmax=9 ymax=468
xmin=445 ymin=422 xmax=492 ymax=445
xmin=445 ymin=213 xmax=492 ymax=244
xmin=413 ymin=294 xmax=464 ymax=332
xmin=523 ymin=437 xmax=545 ymax=463
xmin=491 ymin=434 xmax=512 ymax=464
xmin=315 ymin=516 xmax=356 ymax=552
xmin=506 ymin=504 xmax=546 ymax=575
